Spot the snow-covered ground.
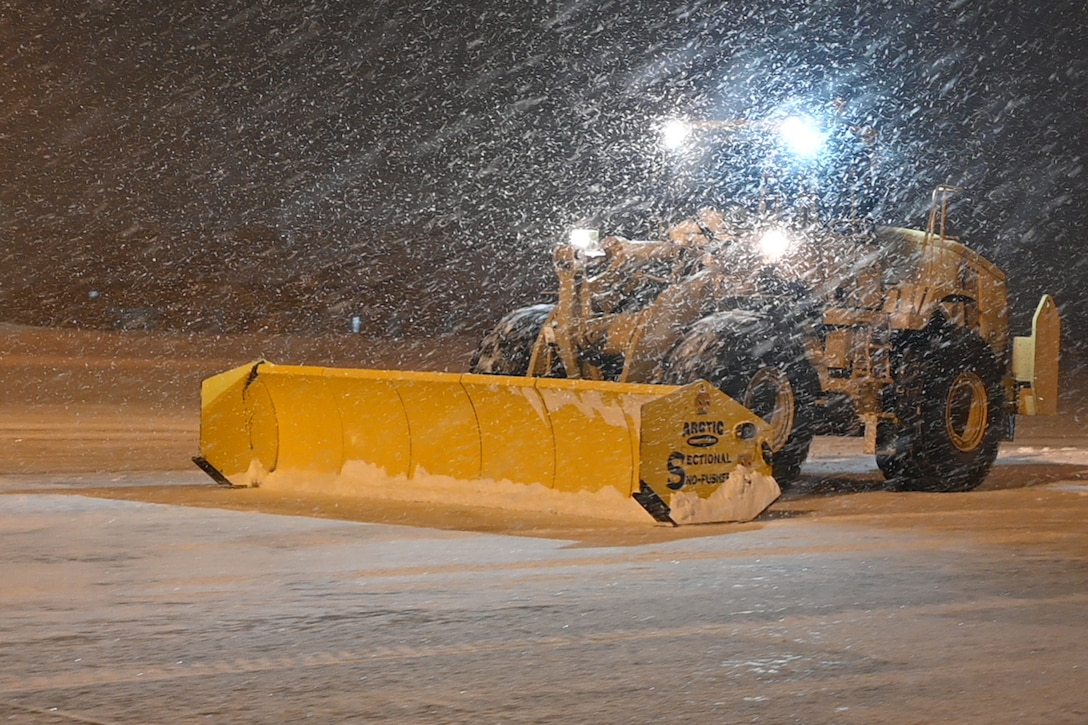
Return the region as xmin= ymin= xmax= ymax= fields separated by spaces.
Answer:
xmin=1 ymin=326 xmax=1087 ymax=722
xmin=800 ymin=436 xmax=1088 ymax=477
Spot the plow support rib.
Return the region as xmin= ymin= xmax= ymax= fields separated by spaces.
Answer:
xmin=198 ymin=362 xmax=778 ymax=524
xmin=1013 ymin=294 xmax=1061 ymax=416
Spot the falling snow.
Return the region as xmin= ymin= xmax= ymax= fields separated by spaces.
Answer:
xmin=0 ymin=1 xmax=1085 ymax=341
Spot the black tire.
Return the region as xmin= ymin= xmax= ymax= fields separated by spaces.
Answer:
xmin=469 ymin=304 xmax=554 ymax=376
xmin=655 ymin=309 xmax=821 ymax=486
xmin=877 ymin=326 xmax=1004 ymax=492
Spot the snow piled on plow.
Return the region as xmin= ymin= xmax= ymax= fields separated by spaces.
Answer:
xmin=259 ymin=460 xmax=653 ymax=524
xmin=667 ymin=466 xmax=781 ymax=525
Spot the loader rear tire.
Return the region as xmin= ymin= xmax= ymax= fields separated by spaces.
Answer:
xmin=657 ymin=310 xmax=820 ymax=486
xmin=877 ymin=327 xmax=1004 ymax=492
xmin=470 ymin=304 xmax=555 ymax=376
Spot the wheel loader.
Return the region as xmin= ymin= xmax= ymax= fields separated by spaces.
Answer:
xmin=471 ymin=185 xmax=1060 ymax=493
xmin=195 ymin=119 xmax=1059 ymax=526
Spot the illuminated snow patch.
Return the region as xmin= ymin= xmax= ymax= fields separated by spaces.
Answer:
xmin=1052 ymin=483 xmax=1088 ymax=494
xmin=997 ymin=446 xmax=1088 ymax=466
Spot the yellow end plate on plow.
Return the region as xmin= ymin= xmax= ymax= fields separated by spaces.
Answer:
xmin=196 ymin=362 xmax=779 ymax=525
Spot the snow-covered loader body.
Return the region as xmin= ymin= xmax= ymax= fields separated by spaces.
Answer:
xmin=195 ymin=362 xmax=780 ymax=525
xmin=473 ymin=188 xmax=1061 ymax=493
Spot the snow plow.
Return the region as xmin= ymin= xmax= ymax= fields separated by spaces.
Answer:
xmin=194 ymin=361 xmax=781 ymax=525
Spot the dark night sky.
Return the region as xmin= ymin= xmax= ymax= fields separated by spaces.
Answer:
xmin=1 ymin=0 xmax=1086 ymax=339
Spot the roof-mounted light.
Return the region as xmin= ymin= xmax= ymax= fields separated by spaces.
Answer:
xmin=778 ymin=116 xmax=825 ymax=159
xmin=660 ymin=119 xmax=690 ymax=151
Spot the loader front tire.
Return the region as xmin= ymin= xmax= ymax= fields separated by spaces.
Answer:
xmin=877 ymin=327 xmax=1004 ymax=492
xmin=657 ymin=310 xmax=820 ymax=486
xmin=470 ymin=304 xmax=555 ymax=376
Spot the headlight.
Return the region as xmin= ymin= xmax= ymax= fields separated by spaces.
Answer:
xmin=660 ymin=118 xmax=690 ymax=151
xmin=757 ymin=228 xmax=793 ymax=263
xmin=569 ymin=228 xmax=603 ymax=257
xmin=778 ymin=115 xmax=825 ymax=159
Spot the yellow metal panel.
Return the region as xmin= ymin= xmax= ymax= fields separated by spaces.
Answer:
xmin=462 ymin=374 xmax=555 ymax=488
xmin=199 ymin=362 xmax=269 ymax=482
xmin=324 ymin=369 xmax=412 ymax=479
xmin=640 ymin=381 xmax=771 ymax=495
xmin=639 ymin=381 xmax=778 ymax=525
xmin=392 ymin=371 xmax=482 ymax=480
xmin=536 ymin=377 xmax=661 ymax=496
xmin=1012 ymin=295 xmax=1061 ymax=415
xmin=1012 ymin=337 xmax=1035 ymax=383
xmin=1021 ymin=294 xmax=1061 ymax=416
xmin=258 ymin=366 xmax=343 ymax=476
xmin=201 ymin=360 xmax=258 ymax=408
xmin=243 ymin=376 xmax=279 ymax=476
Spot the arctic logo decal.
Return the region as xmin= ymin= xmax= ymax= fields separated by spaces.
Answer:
xmin=686 ymin=433 xmax=719 ymax=448
xmin=683 ymin=420 xmax=724 ymax=447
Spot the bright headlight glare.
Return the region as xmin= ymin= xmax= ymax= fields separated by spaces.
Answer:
xmin=779 ymin=115 xmax=825 ymax=158
xmin=569 ymin=228 xmax=602 ymax=255
xmin=758 ymin=229 xmax=792 ymax=262
xmin=660 ymin=119 xmax=690 ymax=151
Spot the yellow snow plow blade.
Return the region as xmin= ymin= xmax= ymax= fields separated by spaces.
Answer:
xmin=195 ymin=362 xmax=779 ymax=525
